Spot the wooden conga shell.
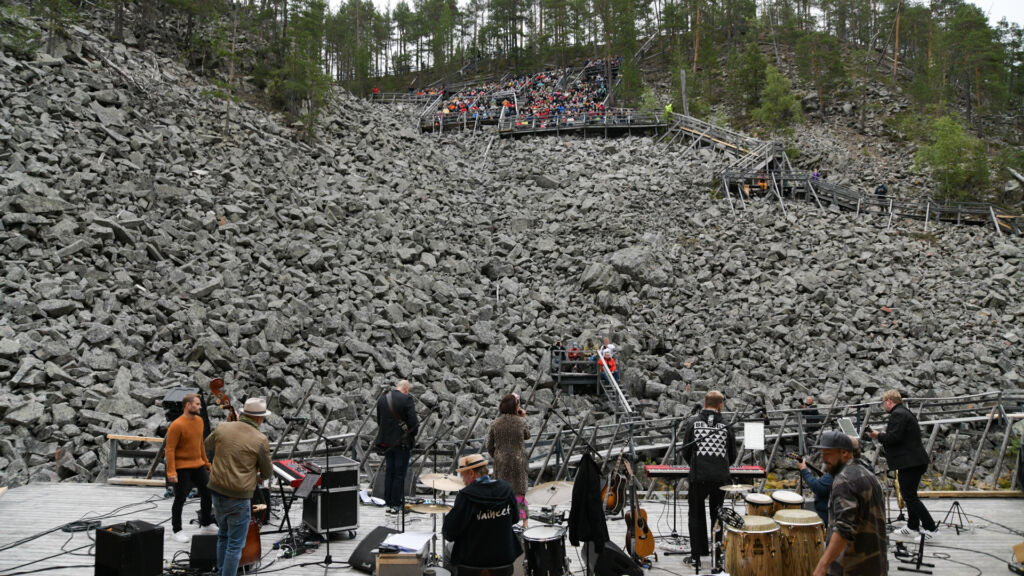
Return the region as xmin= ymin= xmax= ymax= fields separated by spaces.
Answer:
xmin=770 ymin=490 xmax=805 ymax=516
xmin=724 ymin=515 xmax=781 ymax=576
xmin=774 ymin=509 xmax=826 ymax=576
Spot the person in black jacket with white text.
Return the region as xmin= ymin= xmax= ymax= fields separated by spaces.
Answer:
xmin=869 ymin=389 xmax=937 ymax=539
xmin=375 ymin=379 xmax=419 ymax=513
xmin=443 ymin=454 xmax=521 ymax=575
xmin=682 ymin=390 xmax=738 ymax=567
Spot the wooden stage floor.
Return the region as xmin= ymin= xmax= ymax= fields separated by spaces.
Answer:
xmin=1 ymin=483 xmax=1022 ymax=575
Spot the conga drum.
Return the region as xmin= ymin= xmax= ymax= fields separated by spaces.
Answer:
xmin=774 ymin=509 xmax=826 ymax=576
xmin=724 ymin=516 xmax=781 ymax=576
xmin=745 ymin=493 xmax=773 ymax=517
xmin=770 ymin=490 xmax=804 ymax=515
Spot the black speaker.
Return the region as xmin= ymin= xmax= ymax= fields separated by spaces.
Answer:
xmin=348 ymin=526 xmax=400 ymax=573
xmin=302 ymin=489 xmax=359 ymax=533
xmin=595 ymin=541 xmax=643 ymax=576
xmin=95 ymin=520 xmax=164 ymax=576
xmin=190 ymin=534 xmax=218 ymax=571
xmin=371 ymin=469 xmax=416 ymax=500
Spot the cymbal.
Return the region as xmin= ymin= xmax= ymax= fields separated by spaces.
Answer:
xmin=421 ymin=473 xmax=464 ymax=492
xmin=720 ymin=484 xmax=753 ymax=493
xmin=526 ymin=481 xmax=574 ymax=507
xmin=407 ymin=503 xmax=452 ymax=515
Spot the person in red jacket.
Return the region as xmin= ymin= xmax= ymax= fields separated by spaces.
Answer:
xmin=599 ymin=350 xmax=618 ymax=383
xmin=167 ymin=393 xmax=214 ymax=542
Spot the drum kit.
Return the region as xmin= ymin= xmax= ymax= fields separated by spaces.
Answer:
xmin=709 ymin=485 xmax=825 ymax=576
xmin=411 ymin=474 xmax=576 ymax=576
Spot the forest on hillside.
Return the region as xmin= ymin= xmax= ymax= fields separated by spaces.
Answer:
xmin=8 ymin=0 xmax=1024 ymax=201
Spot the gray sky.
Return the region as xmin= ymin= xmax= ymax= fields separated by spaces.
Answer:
xmin=328 ymin=0 xmax=1023 ymax=29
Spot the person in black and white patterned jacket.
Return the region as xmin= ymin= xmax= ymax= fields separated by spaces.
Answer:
xmin=682 ymin=390 xmax=738 ymax=567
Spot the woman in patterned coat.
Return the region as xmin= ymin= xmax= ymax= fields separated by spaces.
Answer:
xmin=487 ymin=393 xmax=531 ymax=526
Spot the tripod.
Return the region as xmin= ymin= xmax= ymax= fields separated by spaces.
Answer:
xmin=941 ymin=500 xmax=971 ymax=534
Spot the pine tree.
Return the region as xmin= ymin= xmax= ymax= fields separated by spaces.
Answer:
xmin=795 ymin=30 xmax=845 ymax=117
xmin=752 ymin=64 xmax=803 ymax=137
xmin=915 ymin=115 xmax=989 ymax=202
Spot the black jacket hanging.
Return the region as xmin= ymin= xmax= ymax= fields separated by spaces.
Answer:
xmin=568 ymin=452 xmax=609 ymax=547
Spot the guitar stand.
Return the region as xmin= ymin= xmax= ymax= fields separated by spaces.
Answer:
xmin=895 ymin=534 xmax=934 ymax=574
xmin=941 ymin=500 xmax=970 ymax=534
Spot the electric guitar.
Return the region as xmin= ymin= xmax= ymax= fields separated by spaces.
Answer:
xmin=623 ymin=461 xmax=655 ymax=560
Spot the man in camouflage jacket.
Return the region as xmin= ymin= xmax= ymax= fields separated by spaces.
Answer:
xmin=812 ymin=431 xmax=888 ymax=576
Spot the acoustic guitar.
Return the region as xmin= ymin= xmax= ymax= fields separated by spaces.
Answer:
xmin=600 ymin=453 xmax=627 ymax=515
xmin=789 ymin=452 xmax=825 ymax=477
xmin=623 ymin=461 xmax=655 ymax=560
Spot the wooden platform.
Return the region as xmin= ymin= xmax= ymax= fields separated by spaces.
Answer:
xmin=0 ymin=482 xmax=1021 ymax=575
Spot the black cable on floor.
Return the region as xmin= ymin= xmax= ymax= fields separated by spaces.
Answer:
xmin=1 ymin=563 xmax=96 ymax=576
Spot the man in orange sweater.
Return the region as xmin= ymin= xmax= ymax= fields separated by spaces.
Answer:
xmin=167 ymin=393 xmax=214 ymax=542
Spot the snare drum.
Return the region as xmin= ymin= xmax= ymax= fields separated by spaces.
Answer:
xmin=745 ymin=493 xmax=773 ymax=516
xmin=770 ymin=490 xmax=804 ymax=516
xmin=521 ymin=526 xmax=568 ymax=576
xmin=774 ymin=509 xmax=825 ymax=576
xmin=724 ymin=516 xmax=782 ymax=576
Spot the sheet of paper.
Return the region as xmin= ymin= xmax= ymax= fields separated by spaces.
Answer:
xmin=381 ymin=531 xmax=432 ymax=554
xmin=744 ymin=421 xmax=765 ymax=451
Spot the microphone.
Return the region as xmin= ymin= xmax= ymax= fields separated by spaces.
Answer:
xmin=284 ymin=416 xmax=308 ymax=423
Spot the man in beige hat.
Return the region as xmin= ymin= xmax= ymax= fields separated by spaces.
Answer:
xmin=442 ymin=454 xmax=522 ymax=575
xmin=204 ymin=397 xmax=274 ymax=576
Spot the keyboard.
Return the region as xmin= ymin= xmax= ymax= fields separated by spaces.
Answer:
xmin=644 ymin=465 xmax=766 ymax=479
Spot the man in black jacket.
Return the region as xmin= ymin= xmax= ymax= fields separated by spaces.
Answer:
xmin=682 ymin=390 xmax=738 ymax=567
xmin=868 ymin=389 xmax=937 ymax=539
xmin=443 ymin=454 xmax=521 ymax=575
xmin=375 ymin=379 xmax=419 ymax=513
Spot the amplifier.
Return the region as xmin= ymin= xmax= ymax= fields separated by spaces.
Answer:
xmin=303 ymin=488 xmax=359 ymax=533
xmin=302 ymin=455 xmax=359 ymax=490
xmin=190 ymin=534 xmax=218 ymax=571
xmin=95 ymin=520 xmax=163 ymax=576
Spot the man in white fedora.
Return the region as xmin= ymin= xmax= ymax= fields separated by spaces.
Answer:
xmin=442 ymin=454 xmax=522 ymax=576
xmin=205 ymin=397 xmax=274 ymax=576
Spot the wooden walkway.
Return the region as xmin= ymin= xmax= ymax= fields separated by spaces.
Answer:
xmin=1 ymin=483 xmax=1021 ymax=575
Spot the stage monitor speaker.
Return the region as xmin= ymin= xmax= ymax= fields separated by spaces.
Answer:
xmin=95 ymin=520 xmax=164 ymax=576
xmin=371 ymin=470 xmax=416 ymax=501
xmin=190 ymin=533 xmax=218 ymax=571
xmin=595 ymin=541 xmax=643 ymax=576
xmin=348 ymin=526 xmax=400 ymax=574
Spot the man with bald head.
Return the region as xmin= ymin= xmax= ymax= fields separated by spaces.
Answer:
xmin=376 ymin=379 xmax=419 ymax=514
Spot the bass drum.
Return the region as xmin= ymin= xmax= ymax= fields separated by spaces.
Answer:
xmin=724 ymin=516 xmax=781 ymax=576
xmin=522 ymin=526 xmax=569 ymax=576
xmin=774 ymin=509 xmax=826 ymax=576
xmin=745 ymin=493 xmax=773 ymax=517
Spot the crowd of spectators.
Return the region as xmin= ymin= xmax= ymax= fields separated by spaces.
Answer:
xmin=426 ymin=57 xmax=621 ymax=127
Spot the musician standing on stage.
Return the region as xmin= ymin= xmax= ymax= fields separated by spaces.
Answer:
xmin=487 ymin=393 xmax=530 ymax=527
xmin=205 ymin=398 xmax=273 ymax=576
xmin=812 ymin=431 xmax=887 ymax=576
xmin=375 ymin=379 xmax=419 ymax=514
xmin=798 ymin=456 xmax=832 ymax=525
xmin=443 ymin=454 xmax=522 ymax=574
xmin=167 ymin=393 xmax=215 ymax=542
xmin=868 ymin=389 xmax=937 ymax=539
xmin=682 ymin=390 xmax=737 ymax=567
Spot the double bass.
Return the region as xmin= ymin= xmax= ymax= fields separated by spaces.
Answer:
xmin=207 ymin=378 xmax=265 ymax=569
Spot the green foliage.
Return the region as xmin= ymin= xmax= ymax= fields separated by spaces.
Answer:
xmin=265 ymin=0 xmax=333 ymax=138
xmin=32 ymin=0 xmax=77 ymax=51
xmin=752 ymin=65 xmax=803 ymax=137
xmin=727 ymin=42 xmax=766 ymax=108
xmin=915 ymin=115 xmax=990 ymax=202
xmin=795 ymin=30 xmax=846 ymax=114
xmin=0 ymin=5 xmax=42 ymax=59
xmin=638 ymin=87 xmax=659 ymax=113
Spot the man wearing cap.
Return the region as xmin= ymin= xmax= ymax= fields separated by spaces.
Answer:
xmin=812 ymin=431 xmax=887 ymax=576
xmin=868 ymin=389 xmax=936 ymax=539
xmin=442 ymin=454 xmax=522 ymax=575
xmin=205 ymin=398 xmax=274 ymax=576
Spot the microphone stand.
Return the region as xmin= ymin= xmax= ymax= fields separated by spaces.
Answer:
xmin=309 ymin=408 xmax=337 ymax=573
